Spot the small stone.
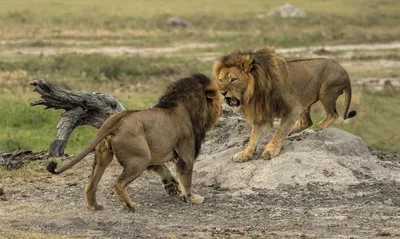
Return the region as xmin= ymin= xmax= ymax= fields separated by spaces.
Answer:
xmin=384 ymin=198 xmax=394 ymax=206
xmin=167 ymin=17 xmax=192 ymax=28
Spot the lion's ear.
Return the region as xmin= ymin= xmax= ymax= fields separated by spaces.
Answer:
xmin=205 ymin=90 xmax=218 ymax=100
xmin=213 ymin=61 xmax=225 ymax=79
xmin=243 ymin=55 xmax=255 ymax=73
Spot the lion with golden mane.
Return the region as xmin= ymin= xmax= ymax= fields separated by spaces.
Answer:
xmin=47 ymin=73 xmax=221 ymax=211
xmin=213 ymin=47 xmax=356 ymax=162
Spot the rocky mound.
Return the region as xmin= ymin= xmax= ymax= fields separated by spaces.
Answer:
xmin=195 ymin=105 xmax=400 ymax=193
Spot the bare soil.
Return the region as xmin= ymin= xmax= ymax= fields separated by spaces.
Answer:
xmin=1 ymin=42 xmax=218 ymax=56
xmin=1 ymin=155 xmax=399 ymax=239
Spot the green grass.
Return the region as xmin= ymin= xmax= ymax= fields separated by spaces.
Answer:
xmin=0 ymin=54 xmax=212 ymax=91
xmin=0 ymin=95 xmax=59 ymax=152
xmin=0 ymin=54 xmax=179 ymax=82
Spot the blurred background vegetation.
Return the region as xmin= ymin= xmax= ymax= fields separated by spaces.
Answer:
xmin=0 ymin=0 xmax=399 ymax=153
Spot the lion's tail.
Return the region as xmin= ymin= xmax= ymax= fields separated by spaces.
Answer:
xmin=343 ymin=81 xmax=357 ymax=120
xmin=47 ymin=111 xmax=129 ymax=175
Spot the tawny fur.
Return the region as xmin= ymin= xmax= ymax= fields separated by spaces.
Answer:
xmin=213 ymin=46 xmax=356 ymax=162
xmin=47 ymin=73 xmax=221 ymax=211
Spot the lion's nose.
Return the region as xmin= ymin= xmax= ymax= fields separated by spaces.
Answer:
xmin=220 ymin=90 xmax=228 ymax=97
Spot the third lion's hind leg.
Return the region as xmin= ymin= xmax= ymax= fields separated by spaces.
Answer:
xmin=314 ymin=94 xmax=339 ymax=131
xmin=85 ymin=140 xmax=113 ymax=211
xmin=148 ymin=164 xmax=180 ymax=196
xmin=290 ymin=107 xmax=313 ymax=135
xmin=112 ymin=134 xmax=151 ymax=212
xmin=113 ymin=163 xmax=147 ymax=212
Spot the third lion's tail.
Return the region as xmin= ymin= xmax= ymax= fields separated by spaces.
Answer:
xmin=343 ymin=81 xmax=357 ymax=120
xmin=46 ymin=110 xmax=131 ymax=175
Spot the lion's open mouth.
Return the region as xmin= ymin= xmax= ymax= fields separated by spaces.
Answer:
xmin=225 ymin=96 xmax=241 ymax=107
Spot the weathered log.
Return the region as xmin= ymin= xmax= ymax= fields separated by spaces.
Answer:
xmin=0 ymin=150 xmax=51 ymax=170
xmin=30 ymin=80 xmax=125 ymax=157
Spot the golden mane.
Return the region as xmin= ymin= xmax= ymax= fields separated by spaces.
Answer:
xmin=213 ymin=47 xmax=290 ymax=124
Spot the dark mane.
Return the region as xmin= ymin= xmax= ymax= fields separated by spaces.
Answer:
xmin=153 ymin=73 xmax=215 ymax=158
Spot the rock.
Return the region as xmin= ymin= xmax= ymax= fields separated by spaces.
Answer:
xmin=258 ymin=4 xmax=307 ymax=18
xmin=195 ymin=108 xmax=400 ymax=193
xmin=167 ymin=17 xmax=192 ymax=28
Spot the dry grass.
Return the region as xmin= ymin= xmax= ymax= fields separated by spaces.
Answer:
xmin=1 ymin=0 xmax=399 ymax=48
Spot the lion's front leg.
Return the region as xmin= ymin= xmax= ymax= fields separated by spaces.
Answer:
xmin=177 ymin=164 xmax=204 ymax=204
xmin=234 ymin=123 xmax=271 ymax=163
xmin=175 ymin=139 xmax=204 ymax=204
xmin=263 ymin=109 xmax=301 ymax=159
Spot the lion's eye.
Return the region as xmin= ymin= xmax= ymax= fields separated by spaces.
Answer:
xmin=230 ymin=78 xmax=237 ymax=83
xmin=218 ymin=78 xmax=223 ymax=83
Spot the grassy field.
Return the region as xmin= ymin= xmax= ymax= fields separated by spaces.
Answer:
xmin=1 ymin=0 xmax=400 ymax=48
xmin=1 ymin=0 xmax=399 ymax=154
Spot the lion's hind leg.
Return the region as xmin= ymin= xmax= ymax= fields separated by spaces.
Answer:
xmin=148 ymin=164 xmax=180 ymax=196
xmin=113 ymin=158 xmax=148 ymax=212
xmin=314 ymin=94 xmax=340 ymax=131
xmin=290 ymin=107 xmax=313 ymax=135
xmin=85 ymin=139 xmax=113 ymax=211
xmin=111 ymin=134 xmax=151 ymax=212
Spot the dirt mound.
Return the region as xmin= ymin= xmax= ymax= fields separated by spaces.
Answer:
xmin=195 ymin=105 xmax=400 ymax=193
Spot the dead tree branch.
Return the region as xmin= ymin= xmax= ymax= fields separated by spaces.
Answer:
xmin=0 ymin=150 xmax=51 ymax=170
xmin=30 ymin=80 xmax=125 ymax=157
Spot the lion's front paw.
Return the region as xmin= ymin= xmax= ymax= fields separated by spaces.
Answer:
xmin=181 ymin=194 xmax=204 ymax=204
xmin=233 ymin=150 xmax=252 ymax=163
xmin=125 ymin=202 xmax=138 ymax=212
xmin=262 ymin=144 xmax=282 ymax=160
xmin=313 ymin=123 xmax=325 ymax=131
xmin=190 ymin=194 xmax=204 ymax=204
xmin=87 ymin=204 xmax=104 ymax=211
xmin=164 ymin=179 xmax=181 ymax=196
xmin=262 ymin=150 xmax=272 ymax=160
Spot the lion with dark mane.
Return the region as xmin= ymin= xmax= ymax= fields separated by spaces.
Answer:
xmin=47 ymin=73 xmax=221 ymax=211
xmin=213 ymin=47 xmax=356 ymax=162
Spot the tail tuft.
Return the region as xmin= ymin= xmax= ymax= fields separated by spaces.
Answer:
xmin=46 ymin=161 xmax=58 ymax=174
xmin=346 ymin=110 xmax=357 ymax=119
